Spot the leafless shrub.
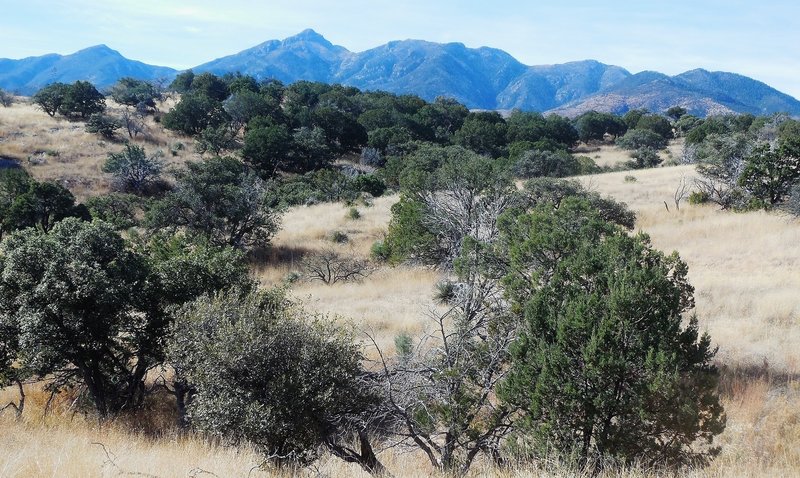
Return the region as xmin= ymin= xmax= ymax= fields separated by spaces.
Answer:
xmin=367 ymin=243 xmax=517 ymax=474
xmin=666 ymin=173 xmax=690 ymax=212
xmin=301 ymin=248 xmax=373 ymax=284
xmin=0 ymin=88 xmax=14 ymax=107
xmin=120 ymin=107 xmax=147 ymax=139
xmin=419 ymin=186 xmax=517 ymax=267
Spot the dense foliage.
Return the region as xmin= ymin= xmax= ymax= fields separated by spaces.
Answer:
xmin=12 ymin=77 xmax=778 ymax=475
xmin=146 ymin=156 xmax=281 ymax=249
xmin=496 ymin=201 xmax=725 ymax=468
xmin=103 ymin=144 xmax=165 ymax=194
xmin=0 ymin=218 xmax=251 ymax=417
xmin=33 ymin=81 xmax=106 ymax=118
xmin=168 ymin=290 xmax=385 ymax=473
xmin=0 ymin=169 xmax=89 ymax=238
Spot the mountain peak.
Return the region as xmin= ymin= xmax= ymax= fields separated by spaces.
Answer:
xmin=73 ymin=44 xmax=122 ymax=58
xmin=284 ymin=29 xmax=332 ymax=46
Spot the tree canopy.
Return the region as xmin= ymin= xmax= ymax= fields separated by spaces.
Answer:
xmin=146 ymin=156 xmax=281 ymax=249
xmin=497 ymin=200 xmax=725 ymax=468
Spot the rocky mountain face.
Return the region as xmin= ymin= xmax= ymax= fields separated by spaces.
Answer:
xmin=3 ymin=29 xmax=799 ymax=117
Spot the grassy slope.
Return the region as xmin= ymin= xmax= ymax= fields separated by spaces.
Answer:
xmin=1 ymin=103 xmax=799 ymax=476
xmin=0 ymin=99 xmax=198 ymax=200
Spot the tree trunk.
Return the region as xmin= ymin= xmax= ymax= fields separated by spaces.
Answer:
xmin=83 ymin=365 xmax=108 ymax=418
xmin=356 ymin=430 xmax=391 ymax=477
xmin=1 ymin=379 xmax=25 ymax=420
xmin=173 ymin=380 xmax=195 ymax=430
xmin=326 ymin=430 xmax=392 ymax=477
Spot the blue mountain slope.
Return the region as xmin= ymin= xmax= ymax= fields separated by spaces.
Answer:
xmin=192 ymin=29 xmax=350 ymax=84
xmin=2 ymin=30 xmax=799 ymax=116
xmin=551 ymin=69 xmax=800 ymax=117
xmin=0 ymin=45 xmax=176 ymax=95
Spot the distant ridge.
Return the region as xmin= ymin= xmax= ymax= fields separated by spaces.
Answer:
xmin=0 ymin=45 xmax=176 ymax=95
xmin=2 ymin=29 xmax=799 ymax=117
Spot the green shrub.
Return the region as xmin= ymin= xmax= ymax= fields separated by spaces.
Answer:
xmin=370 ymin=240 xmax=390 ymax=261
xmin=352 ymin=174 xmax=387 ymax=197
xmin=274 ymin=178 xmax=320 ymax=206
xmin=329 ymin=230 xmax=349 ymax=243
xmin=347 ymin=207 xmax=361 ymax=220
xmin=60 ymin=80 xmax=106 ymax=119
xmin=627 ymin=147 xmax=662 ymax=169
xmin=85 ymin=113 xmax=121 ymax=139
xmin=102 ymin=144 xmax=164 ymax=194
xmin=617 ymin=128 xmax=668 ymax=150
xmin=688 ymin=190 xmax=709 ymax=205
xmin=394 ymin=332 xmax=413 ymax=359
xmin=168 ymin=290 xmax=380 ymax=467
xmin=576 ymin=155 xmax=601 ymax=175
xmin=85 ymin=193 xmax=140 ymax=229
xmin=498 ymin=201 xmax=725 ymax=468
xmin=513 ymin=149 xmax=581 ymax=178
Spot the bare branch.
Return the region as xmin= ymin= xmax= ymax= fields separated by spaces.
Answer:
xmin=301 ymin=248 xmax=374 ymax=285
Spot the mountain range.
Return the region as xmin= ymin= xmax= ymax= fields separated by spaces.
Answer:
xmin=2 ymin=29 xmax=799 ymax=117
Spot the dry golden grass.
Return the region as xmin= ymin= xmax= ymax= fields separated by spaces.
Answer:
xmin=579 ymin=165 xmax=800 ymax=373
xmin=2 ymin=369 xmax=799 ymax=478
xmin=267 ymin=194 xmax=396 ymax=258
xmin=574 ymin=139 xmax=684 ymax=169
xmin=574 ymin=142 xmax=632 ymax=168
xmin=0 ymin=99 xmax=199 ymax=201
xmin=253 ymin=195 xmax=443 ymax=354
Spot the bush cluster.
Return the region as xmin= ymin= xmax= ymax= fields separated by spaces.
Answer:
xmin=690 ymin=114 xmax=800 ymax=211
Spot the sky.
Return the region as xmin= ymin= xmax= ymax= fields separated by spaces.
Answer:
xmin=2 ymin=0 xmax=799 ymax=98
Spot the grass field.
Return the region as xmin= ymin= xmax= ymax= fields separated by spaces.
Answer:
xmin=573 ymin=139 xmax=684 ymax=168
xmin=1 ymin=105 xmax=799 ymax=476
xmin=579 ymin=166 xmax=800 ymax=372
xmin=0 ymin=99 xmax=197 ymax=200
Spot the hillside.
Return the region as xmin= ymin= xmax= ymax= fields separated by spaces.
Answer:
xmin=552 ymin=69 xmax=800 ymax=117
xmin=0 ymin=99 xmax=198 ymax=199
xmin=3 ymin=30 xmax=800 ymax=116
xmin=0 ymin=45 xmax=176 ymax=95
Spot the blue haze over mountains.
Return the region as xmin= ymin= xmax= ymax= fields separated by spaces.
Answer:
xmin=2 ymin=29 xmax=799 ymax=117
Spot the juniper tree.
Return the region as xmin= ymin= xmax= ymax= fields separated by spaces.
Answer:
xmin=498 ymin=200 xmax=725 ymax=469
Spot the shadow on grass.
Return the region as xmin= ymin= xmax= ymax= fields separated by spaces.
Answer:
xmin=249 ymin=244 xmax=312 ymax=270
xmin=717 ymin=360 xmax=800 ymax=399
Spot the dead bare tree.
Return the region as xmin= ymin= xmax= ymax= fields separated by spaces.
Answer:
xmin=418 ymin=185 xmax=519 ymax=268
xmin=693 ymin=132 xmax=754 ymax=209
xmin=120 ymin=107 xmax=147 ymax=139
xmin=301 ymin=248 xmax=373 ymax=285
xmin=666 ymin=173 xmax=690 ymax=212
xmin=0 ymin=379 xmax=25 ymax=420
xmin=368 ymin=238 xmax=517 ymax=476
xmin=366 ymin=159 xmax=522 ymax=474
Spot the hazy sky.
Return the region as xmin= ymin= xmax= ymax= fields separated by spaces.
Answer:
xmin=2 ymin=0 xmax=799 ymax=97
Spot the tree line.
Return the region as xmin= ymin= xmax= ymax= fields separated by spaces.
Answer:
xmin=29 ymin=73 xmax=691 ymax=208
xmin=684 ymin=113 xmax=800 ymax=213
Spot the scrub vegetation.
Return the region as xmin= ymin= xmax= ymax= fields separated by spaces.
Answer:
xmin=1 ymin=75 xmax=799 ymax=477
